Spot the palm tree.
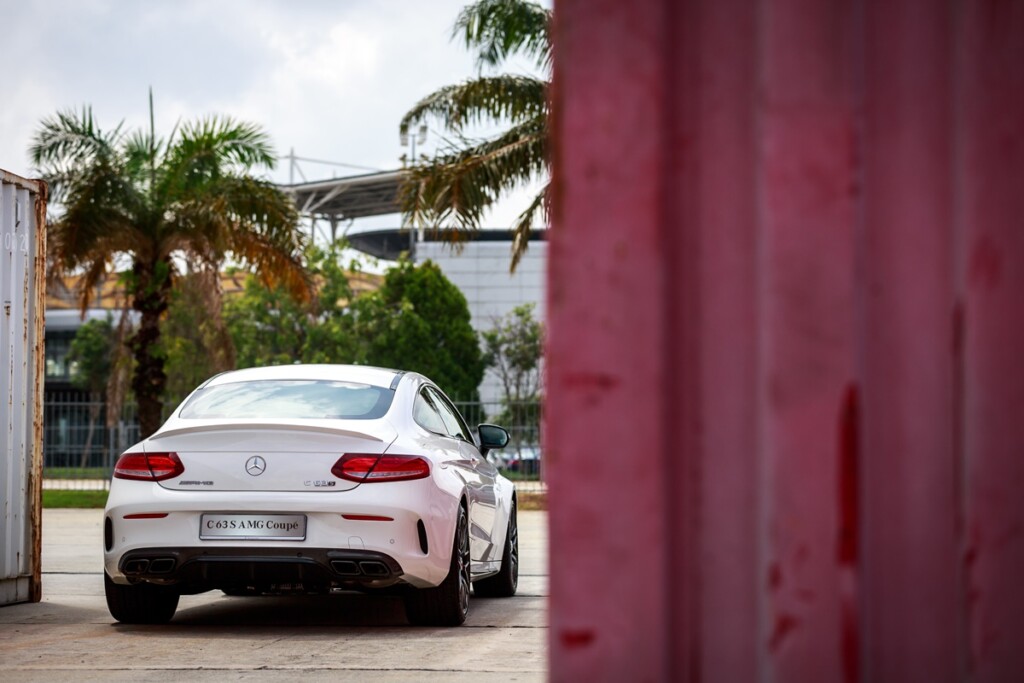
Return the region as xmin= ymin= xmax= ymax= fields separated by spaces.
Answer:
xmin=31 ymin=96 xmax=310 ymax=438
xmin=400 ymin=0 xmax=551 ymax=269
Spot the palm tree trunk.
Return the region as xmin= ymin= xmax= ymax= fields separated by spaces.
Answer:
xmin=197 ymin=264 xmax=236 ymax=373
xmin=129 ymin=260 xmax=171 ymax=439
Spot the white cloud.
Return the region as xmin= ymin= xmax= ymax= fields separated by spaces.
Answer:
xmin=0 ymin=0 xmax=549 ymax=230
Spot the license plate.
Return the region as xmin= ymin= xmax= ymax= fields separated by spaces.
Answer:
xmin=200 ymin=514 xmax=307 ymax=540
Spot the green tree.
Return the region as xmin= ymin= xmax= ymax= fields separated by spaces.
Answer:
xmin=31 ymin=97 xmax=309 ymax=437
xmin=225 ymin=269 xmax=311 ymax=368
xmin=400 ymin=0 xmax=551 ymax=268
xmin=68 ymin=318 xmax=116 ymax=467
xmin=225 ymin=242 xmax=360 ymax=368
xmin=159 ymin=270 xmax=232 ymax=407
xmin=481 ymin=303 xmax=543 ymax=454
xmin=351 ymin=259 xmax=484 ymax=401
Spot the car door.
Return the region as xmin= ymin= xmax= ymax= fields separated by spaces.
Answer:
xmin=426 ymin=387 xmax=500 ymax=564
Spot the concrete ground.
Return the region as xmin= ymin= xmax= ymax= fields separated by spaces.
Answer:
xmin=0 ymin=509 xmax=548 ymax=682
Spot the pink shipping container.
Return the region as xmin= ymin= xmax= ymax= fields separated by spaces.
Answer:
xmin=546 ymin=0 xmax=1024 ymax=681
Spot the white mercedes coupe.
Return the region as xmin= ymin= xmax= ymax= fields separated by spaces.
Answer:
xmin=103 ymin=364 xmax=518 ymax=626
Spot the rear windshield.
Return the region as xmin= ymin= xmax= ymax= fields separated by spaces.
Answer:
xmin=179 ymin=380 xmax=394 ymax=420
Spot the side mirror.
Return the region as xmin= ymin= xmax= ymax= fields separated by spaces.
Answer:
xmin=477 ymin=423 xmax=510 ymax=455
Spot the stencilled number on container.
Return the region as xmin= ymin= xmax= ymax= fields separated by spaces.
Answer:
xmin=2 ymin=233 xmax=30 ymax=253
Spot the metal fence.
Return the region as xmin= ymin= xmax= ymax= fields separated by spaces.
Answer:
xmin=42 ymin=393 xmax=138 ymax=491
xmin=43 ymin=397 xmax=544 ymax=491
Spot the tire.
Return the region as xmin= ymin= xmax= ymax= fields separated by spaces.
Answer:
xmin=104 ymin=572 xmax=180 ymax=624
xmin=473 ymin=498 xmax=518 ymax=598
xmin=405 ymin=504 xmax=471 ymax=626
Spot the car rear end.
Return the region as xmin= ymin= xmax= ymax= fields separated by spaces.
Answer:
xmin=103 ymin=371 xmax=456 ymax=601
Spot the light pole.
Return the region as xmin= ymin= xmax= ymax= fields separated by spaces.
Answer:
xmin=400 ymin=124 xmax=428 ymax=262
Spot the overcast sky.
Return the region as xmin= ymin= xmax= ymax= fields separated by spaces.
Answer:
xmin=0 ymin=0 xmax=546 ymax=231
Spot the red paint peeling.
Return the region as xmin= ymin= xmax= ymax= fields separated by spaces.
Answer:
xmin=769 ymin=613 xmax=800 ymax=652
xmin=561 ymin=372 xmax=620 ymax=391
xmin=964 ymin=524 xmax=982 ymax=675
xmin=560 ymin=629 xmax=596 ymax=649
xmin=968 ymin=234 xmax=1002 ymax=289
xmin=837 ymin=385 xmax=860 ymax=683
xmin=837 ymin=384 xmax=860 ymax=565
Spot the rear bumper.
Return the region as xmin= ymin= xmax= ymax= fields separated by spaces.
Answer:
xmin=103 ymin=478 xmax=461 ymax=589
xmin=118 ymin=546 xmax=404 ymax=592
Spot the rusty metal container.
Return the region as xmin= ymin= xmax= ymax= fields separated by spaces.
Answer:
xmin=0 ymin=169 xmax=46 ymax=606
xmin=548 ymin=1 xmax=1024 ymax=680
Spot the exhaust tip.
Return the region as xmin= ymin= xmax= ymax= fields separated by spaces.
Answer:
xmin=123 ymin=558 xmax=150 ymax=574
xmin=359 ymin=561 xmax=389 ymax=577
xmin=331 ymin=560 xmax=360 ymax=576
xmin=149 ymin=558 xmax=176 ymax=574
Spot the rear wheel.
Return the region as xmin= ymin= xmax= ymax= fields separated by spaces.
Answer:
xmin=405 ymin=504 xmax=470 ymax=626
xmin=474 ymin=498 xmax=518 ymax=597
xmin=104 ymin=572 xmax=179 ymax=624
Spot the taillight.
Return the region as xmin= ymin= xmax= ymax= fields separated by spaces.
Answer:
xmin=331 ymin=453 xmax=430 ymax=482
xmin=113 ymin=452 xmax=184 ymax=481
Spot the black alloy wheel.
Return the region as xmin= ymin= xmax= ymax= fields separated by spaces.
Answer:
xmin=405 ymin=503 xmax=471 ymax=626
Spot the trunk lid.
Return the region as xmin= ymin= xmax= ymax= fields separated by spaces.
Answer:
xmin=144 ymin=420 xmax=396 ymax=492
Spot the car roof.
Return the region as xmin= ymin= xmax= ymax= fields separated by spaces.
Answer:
xmin=202 ymin=364 xmax=404 ymax=389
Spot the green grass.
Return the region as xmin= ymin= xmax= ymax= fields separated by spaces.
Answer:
xmin=42 ymin=490 xmax=108 ymax=508
xmin=44 ymin=467 xmax=110 ymax=480
xmin=499 ymin=470 xmax=542 ymax=481
xmin=517 ymin=492 xmax=547 ymax=511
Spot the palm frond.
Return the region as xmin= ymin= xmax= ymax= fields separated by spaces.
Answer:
xmin=454 ymin=0 xmax=552 ymax=70
xmin=30 ymin=106 xmax=124 ymax=168
xmin=168 ymin=176 xmax=310 ymax=301
xmin=401 ymin=75 xmax=547 ymax=134
xmin=159 ymin=116 xmax=277 ymax=202
xmin=509 ymin=180 xmax=548 ymax=270
xmin=123 ymin=129 xmax=162 ymax=186
xmin=30 ymin=107 xmax=126 ymax=202
xmin=230 ymin=228 xmax=312 ymax=303
xmin=399 ymin=0 xmax=553 ymax=270
xmin=73 ymin=256 xmax=114 ymax=314
xmin=401 ymin=115 xmax=546 ymax=232
xmin=177 ymin=116 xmax=276 ymax=170
xmin=49 ymin=161 xmax=144 ymax=271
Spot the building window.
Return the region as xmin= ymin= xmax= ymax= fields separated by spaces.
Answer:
xmin=44 ymin=332 xmax=77 ymax=381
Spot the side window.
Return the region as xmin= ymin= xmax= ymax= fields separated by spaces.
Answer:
xmin=413 ymin=389 xmax=447 ymax=435
xmin=427 ymin=387 xmax=473 ymax=442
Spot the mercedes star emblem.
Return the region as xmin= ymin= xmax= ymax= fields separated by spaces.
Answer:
xmin=245 ymin=455 xmax=267 ymax=477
